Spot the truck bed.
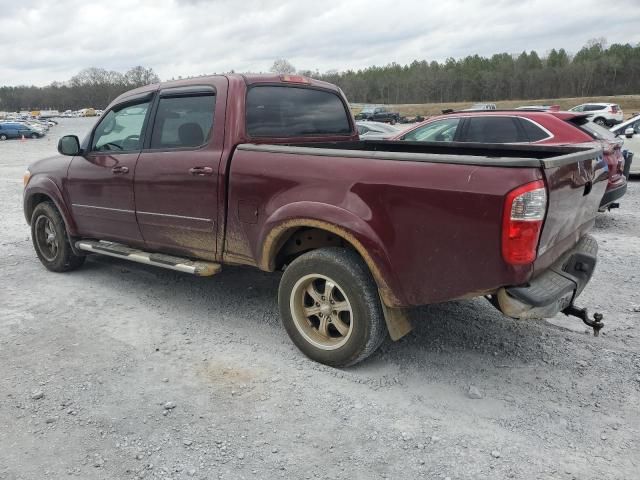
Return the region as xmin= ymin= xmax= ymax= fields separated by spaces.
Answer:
xmin=229 ymin=141 xmax=607 ymax=307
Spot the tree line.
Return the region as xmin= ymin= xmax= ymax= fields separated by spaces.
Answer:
xmin=2 ymin=39 xmax=639 ymax=111
xmin=0 ymin=66 xmax=160 ymax=111
xmin=301 ymin=39 xmax=640 ymax=104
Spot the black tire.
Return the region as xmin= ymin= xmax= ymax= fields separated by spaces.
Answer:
xmin=31 ymin=202 xmax=85 ymax=272
xmin=278 ymin=247 xmax=387 ymax=367
xmin=31 ymin=133 xmax=39 ymax=139
xmin=594 ymin=117 xmax=606 ymax=127
xmin=0 ymin=134 xmax=7 ymax=141
xmin=390 ymin=118 xmax=397 ymax=125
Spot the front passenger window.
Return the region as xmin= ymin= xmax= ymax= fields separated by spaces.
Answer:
xmin=92 ymin=101 xmax=150 ymax=152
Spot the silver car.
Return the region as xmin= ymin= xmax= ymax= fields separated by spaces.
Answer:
xmin=356 ymin=121 xmax=402 ymax=140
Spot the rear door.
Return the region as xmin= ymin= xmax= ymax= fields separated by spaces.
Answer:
xmin=66 ymin=95 xmax=153 ymax=244
xmin=134 ymin=80 xmax=227 ymax=261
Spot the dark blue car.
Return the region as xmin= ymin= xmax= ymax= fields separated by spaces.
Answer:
xmin=0 ymin=122 xmax=43 ymax=140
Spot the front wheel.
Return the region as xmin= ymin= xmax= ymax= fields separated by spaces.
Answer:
xmin=278 ymin=248 xmax=387 ymax=367
xmin=31 ymin=202 xmax=85 ymax=272
xmin=31 ymin=133 xmax=39 ymax=139
xmin=0 ymin=134 xmax=7 ymax=141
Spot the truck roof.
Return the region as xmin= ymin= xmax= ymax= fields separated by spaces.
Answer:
xmin=111 ymin=73 xmax=340 ymax=107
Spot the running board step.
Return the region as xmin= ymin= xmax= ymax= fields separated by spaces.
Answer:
xmin=75 ymin=240 xmax=221 ymax=276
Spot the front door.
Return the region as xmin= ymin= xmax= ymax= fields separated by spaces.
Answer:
xmin=134 ymin=82 xmax=226 ymax=261
xmin=66 ymin=96 xmax=153 ymax=245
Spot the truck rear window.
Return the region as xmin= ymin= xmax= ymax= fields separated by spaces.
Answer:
xmin=246 ymin=86 xmax=351 ymax=137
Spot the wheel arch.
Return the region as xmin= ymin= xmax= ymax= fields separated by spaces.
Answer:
xmin=257 ymin=203 xmax=404 ymax=308
xmin=24 ymin=177 xmax=77 ymax=235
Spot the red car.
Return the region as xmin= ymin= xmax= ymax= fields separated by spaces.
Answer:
xmin=393 ymin=110 xmax=627 ymax=210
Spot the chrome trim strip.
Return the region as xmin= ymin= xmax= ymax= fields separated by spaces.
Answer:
xmin=136 ymin=211 xmax=212 ymax=222
xmin=72 ymin=204 xmax=134 ymax=213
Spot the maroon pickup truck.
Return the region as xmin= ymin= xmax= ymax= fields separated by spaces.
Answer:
xmin=23 ymin=74 xmax=608 ymax=366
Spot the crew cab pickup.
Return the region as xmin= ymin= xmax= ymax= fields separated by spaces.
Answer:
xmin=355 ymin=106 xmax=401 ymax=124
xmin=23 ymin=74 xmax=608 ymax=367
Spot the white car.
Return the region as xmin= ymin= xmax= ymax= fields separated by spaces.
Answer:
xmin=356 ymin=121 xmax=403 ymax=140
xmin=569 ymin=103 xmax=624 ymax=127
xmin=611 ymin=114 xmax=640 ymax=175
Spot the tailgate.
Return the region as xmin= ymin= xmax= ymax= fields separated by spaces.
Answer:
xmin=534 ymin=146 xmax=608 ymax=274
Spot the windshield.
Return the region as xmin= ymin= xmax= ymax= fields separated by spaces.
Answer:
xmin=580 ymin=121 xmax=617 ymax=141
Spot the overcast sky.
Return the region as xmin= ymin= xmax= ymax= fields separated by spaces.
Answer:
xmin=2 ymin=0 xmax=639 ymax=86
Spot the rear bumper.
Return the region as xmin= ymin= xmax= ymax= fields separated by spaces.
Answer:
xmin=599 ymin=181 xmax=627 ymax=209
xmin=494 ymin=235 xmax=597 ymax=319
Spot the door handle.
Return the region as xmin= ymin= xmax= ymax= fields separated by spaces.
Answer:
xmin=189 ymin=166 xmax=214 ymax=176
xmin=112 ymin=165 xmax=129 ymax=174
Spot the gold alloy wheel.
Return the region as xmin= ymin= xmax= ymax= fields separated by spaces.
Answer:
xmin=289 ymin=273 xmax=354 ymax=350
xmin=35 ymin=215 xmax=59 ymax=262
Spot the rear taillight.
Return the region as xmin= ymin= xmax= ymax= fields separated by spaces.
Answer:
xmin=502 ymin=180 xmax=547 ymax=265
xmin=610 ymin=105 xmax=619 ymax=114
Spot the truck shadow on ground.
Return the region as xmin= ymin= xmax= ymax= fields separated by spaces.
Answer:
xmin=80 ymin=254 xmax=584 ymax=375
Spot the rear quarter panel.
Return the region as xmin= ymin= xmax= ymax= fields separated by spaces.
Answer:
xmin=225 ymin=149 xmax=542 ymax=307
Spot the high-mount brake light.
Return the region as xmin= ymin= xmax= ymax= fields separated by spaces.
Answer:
xmin=280 ymin=75 xmax=311 ymax=84
xmin=502 ymin=180 xmax=547 ymax=265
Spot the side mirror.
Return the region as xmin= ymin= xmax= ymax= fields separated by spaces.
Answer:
xmin=625 ymin=127 xmax=635 ymax=139
xmin=58 ymin=135 xmax=81 ymax=156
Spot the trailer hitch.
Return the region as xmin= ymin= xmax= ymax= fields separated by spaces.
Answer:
xmin=562 ymin=304 xmax=604 ymax=336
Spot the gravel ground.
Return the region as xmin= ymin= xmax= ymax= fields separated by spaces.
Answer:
xmin=1 ymin=118 xmax=639 ymax=480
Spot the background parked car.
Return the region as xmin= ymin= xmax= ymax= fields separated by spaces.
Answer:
xmin=355 ymin=106 xmax=401 ymax=124
xmin=569 ymin=103 xmax=623 ymax=127
xmin=393 ymin=110 xmax=627 ymax=210
xmin=611 ymin=114 xmax=640 ymax=175
xmin=0 ymin=122 xmax=44 ymax=140
xmin=516 ymin=105 xmax=560 ymax=111
xmin=356 ymin=121 xmax=403 ymax=139
xmin=464 ymin=103 xmax=497 ymax=111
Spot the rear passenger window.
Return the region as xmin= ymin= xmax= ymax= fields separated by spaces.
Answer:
xmin=520 ymin=118 xmax=550 ymax=142
xmin=462 ymin=117 xmax=525 ymax=143
xmin=150 ymin=94 xmax=215 ymax=149
xmin=246 ymin=86 xmax=351 ymax=137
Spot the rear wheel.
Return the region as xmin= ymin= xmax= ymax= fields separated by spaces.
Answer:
xmin=278 ymin=248 xmax=387 ymax=367
xmin=0 ymin=134 xmax=7 ymax=141
xmin=594 ymin=117 xmax=606 ymax=127
xmin=31 ymin=133 xmax=39 ymax=139
xmin=31 ymin=202 xmax=85 ymax=272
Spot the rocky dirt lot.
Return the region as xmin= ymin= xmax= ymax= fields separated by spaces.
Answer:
xmin=1 ymin=118 xmax=639 ymax=480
